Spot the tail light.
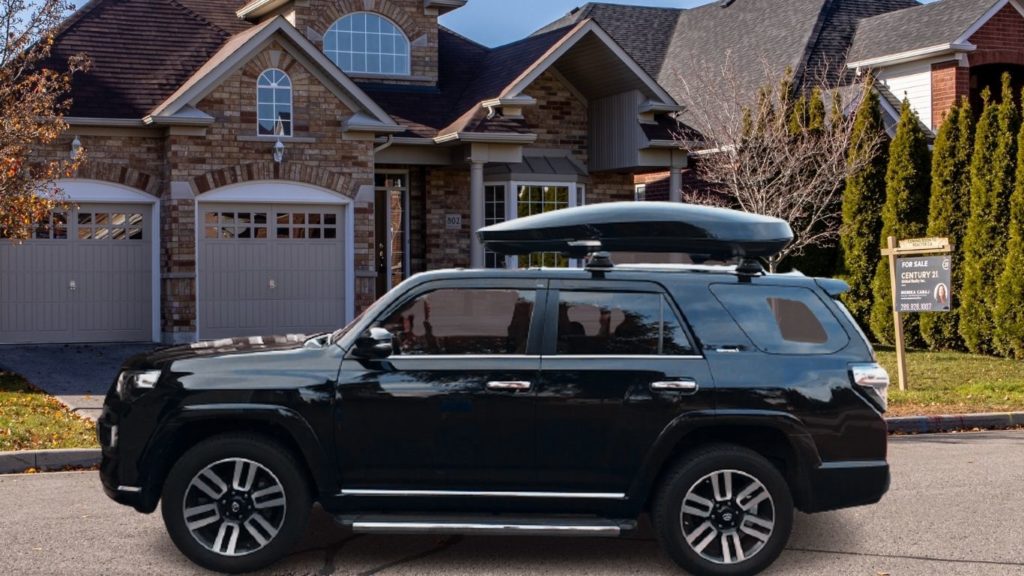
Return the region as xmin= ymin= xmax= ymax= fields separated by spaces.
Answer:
xmin=850 ymin=363 xmax=889 ymax=412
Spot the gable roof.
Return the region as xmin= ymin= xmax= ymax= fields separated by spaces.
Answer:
xmin=149 ymin=16 xmax=400 ymax=130
xmin=46 ymin=0 xmax=251 ymax=119
xmin=848 ymin=0 xmax=1004 ymax=66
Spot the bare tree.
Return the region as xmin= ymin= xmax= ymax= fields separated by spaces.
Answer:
xmin=673 ymin=55 xmax=885 ymax=273
xmin=0 ymin=0 xmax=88 ymax=240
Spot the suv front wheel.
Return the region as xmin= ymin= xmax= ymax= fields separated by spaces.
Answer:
xmin=161 ymin=434 xmax=311 ymax=574
xmin=653 ymin=444 xmax=793 ymax=576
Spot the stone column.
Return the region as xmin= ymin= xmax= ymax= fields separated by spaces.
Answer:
xmin=469 ymin=160 xmax=485 ymax=269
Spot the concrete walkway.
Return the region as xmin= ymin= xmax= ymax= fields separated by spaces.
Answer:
xmin=0 ymin=343 xmax=161 ymax=421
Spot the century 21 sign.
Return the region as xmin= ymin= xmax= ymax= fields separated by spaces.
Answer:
xmin=895 ymin=255 xmax=952 ymax=313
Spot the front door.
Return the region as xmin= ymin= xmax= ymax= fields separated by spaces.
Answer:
xmin=336 ymin=280 xmax=544 ymax=490
xmin=533 ymin=281 xmax=714 ymax=493
xmin=374 ymin=173 xmax=408 ymax=298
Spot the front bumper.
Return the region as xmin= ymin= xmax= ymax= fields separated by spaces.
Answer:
xmin=803 ymin=460 xmax=890 ymax=513
xmin=97 ymin=407 xmax=159 ymax=513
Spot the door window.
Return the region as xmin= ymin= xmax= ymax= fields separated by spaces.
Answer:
xmin=381 ymin=288 xmax=535 ymax=356
xmin=555 ymin=291 xmax=694 ymax=356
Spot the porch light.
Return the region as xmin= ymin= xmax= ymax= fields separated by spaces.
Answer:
xmin=273 ymin=139 xmax=285 ymax=164
xmin=70 ymin=136 xmax=82 ymax=160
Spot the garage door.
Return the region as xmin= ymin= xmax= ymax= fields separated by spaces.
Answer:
xmin=199 ymin=203 xmax=348 ymax=340
xmin=0 ymin=203 xmax=154 ymax=344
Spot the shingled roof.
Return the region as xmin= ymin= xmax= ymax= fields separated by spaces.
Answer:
xmin=47 ymin=0 xmax=250 ymax=118
xmin=849 ymin=0 xmax=999 ymax=64
xmin=542 ymin=0 xmax=921 ymax=117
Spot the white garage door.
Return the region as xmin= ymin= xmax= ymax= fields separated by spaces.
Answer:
xmin=198 ymin=203 xmax=348 ymax=340
xmin=0 ymin=203 xmax=154 ymax=344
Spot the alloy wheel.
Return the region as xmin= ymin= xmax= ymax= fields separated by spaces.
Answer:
xmin=679 ymin=469 xmax=776 ymax=565
xmin=181 ymin=458 xmax=288 ymax=557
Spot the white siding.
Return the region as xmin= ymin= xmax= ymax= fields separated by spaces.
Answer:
xmin=878 ymin=61 xmax=933 ymax=130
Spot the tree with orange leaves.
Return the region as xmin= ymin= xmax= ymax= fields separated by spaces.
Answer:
xmin=0 ymin=0 xmax=88 ymax=240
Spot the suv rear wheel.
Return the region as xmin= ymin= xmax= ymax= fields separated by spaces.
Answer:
xmin=161 ymin=434 xmax=311 ymax=574
xmin=653 ymin=444 xmax=793 ymax=576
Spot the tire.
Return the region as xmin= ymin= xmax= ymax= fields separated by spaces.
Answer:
xmin=652 ymin=444 xmax=794 ymax=576
xmin=160 ymin=434 xmax=311 ymax=574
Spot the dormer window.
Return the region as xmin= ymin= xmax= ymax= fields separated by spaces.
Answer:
xmin=257 ymin=68 xmax=292 ymax=137
xmin=324 ymin=12 xmax=411 ymax=76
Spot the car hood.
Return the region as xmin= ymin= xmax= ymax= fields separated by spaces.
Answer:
xmin=123 ymin=335 xmax=317 ymax=370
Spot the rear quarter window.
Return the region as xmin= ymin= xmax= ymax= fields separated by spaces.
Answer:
xmin=709 ymin=284 xmax=850 ymax=355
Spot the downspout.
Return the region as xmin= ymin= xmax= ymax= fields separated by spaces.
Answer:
xmin=374 ymin=136 xmax=395 ymax=154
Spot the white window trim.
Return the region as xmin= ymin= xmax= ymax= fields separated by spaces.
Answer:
xmin=485 ymin=180 xmax=586 ymax=269
xmin=325 ymin=12 xmax=412 ymax=77
xmin=257 ymin=68 xmax=293 ymax=138
xmin=375 ymin=169 xmax=410 ymax=292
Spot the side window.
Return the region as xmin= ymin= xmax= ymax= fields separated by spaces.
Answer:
xmin=710 ymin=284 xmax=849 ymax=354
xmin=556 ymin=291 xmax=694 ymax=356
xmin=380 ymin=288 xmax=535 ymax=356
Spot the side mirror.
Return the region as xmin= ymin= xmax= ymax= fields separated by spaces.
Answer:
xmin=353 ymin=327 xmax=394 ymax=359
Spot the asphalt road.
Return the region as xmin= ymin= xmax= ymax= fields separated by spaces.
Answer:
xmin=1 ymin=431 xmax=1023 ymax=576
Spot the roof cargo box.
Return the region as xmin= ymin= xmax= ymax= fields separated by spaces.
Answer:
xmin=478 ymin=202 xmax=793 ymax=261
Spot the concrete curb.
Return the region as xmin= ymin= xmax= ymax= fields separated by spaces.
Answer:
xmin=886 ymin=412 xmax=1024 ymax=434
xmin=0 ymin=449 xmax=100 ymax=474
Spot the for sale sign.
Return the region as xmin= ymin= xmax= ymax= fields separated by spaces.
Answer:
xmin=895 ymin=256 xmax=952 ymax=312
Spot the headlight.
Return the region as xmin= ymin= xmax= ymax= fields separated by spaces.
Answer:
xmin=116 ymin=369 xmax=162 ymax=400
xmin=850 ymin=363 xmax=889 ymax=412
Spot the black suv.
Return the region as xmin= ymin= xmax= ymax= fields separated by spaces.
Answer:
xmin=99 ymin=203 xmax=890 ymax=576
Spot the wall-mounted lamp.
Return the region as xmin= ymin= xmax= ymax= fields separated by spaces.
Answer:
xmin=273 ymin=139 xmax=285 ymax=164
xmin=70 ymin=136 xmax=82 ymax=160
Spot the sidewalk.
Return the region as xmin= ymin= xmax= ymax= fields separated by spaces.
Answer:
xmin=0 ymin=343 xmax=161 ymax=421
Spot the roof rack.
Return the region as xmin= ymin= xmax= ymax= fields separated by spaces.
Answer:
xmin=477 ymin=202 xmax=793 ymax=274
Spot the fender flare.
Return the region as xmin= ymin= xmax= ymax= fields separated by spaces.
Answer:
xmin=137 ymin=404 xmax=334 ymax=510
xmin=626 ymin=410 xmax=821 ymax=507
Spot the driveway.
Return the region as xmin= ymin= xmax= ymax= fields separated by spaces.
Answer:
xmin=0 ymin=343 xmax=161 ymax=420
xmin=1 ymin=431 xmax=1022 ymax=575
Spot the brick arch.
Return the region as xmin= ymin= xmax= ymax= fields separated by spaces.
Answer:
xmin=969 ymin=49 xmax=1024 ymax=67
xmin=312 ymin=0 xmax=424 ymax=44
xmin=242 ymin=44 xmax=301 ymax=80
xmin=73 ymin=161 xmax=160 ymax=196
xmin=192 ymin=161 xmax=355 ymax=198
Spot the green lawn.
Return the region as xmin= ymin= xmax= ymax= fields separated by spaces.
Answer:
xmin=0 ymin=372 xmax=99 ymax=452
xmin=876 ymin=348 xmax=1024 ymax=417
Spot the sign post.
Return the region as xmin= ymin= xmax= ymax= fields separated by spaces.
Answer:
xmin=881 ymin=237 xmax=953 ymax=392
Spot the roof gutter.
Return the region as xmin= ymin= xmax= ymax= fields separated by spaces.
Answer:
xmin=236 ymin=0 xmax=288 ymax=20
xmin=65 ymin=117 xmax=148 ymax=127
xmin=433 ymin=132 xmax=538 ymax=145
xmin=848 ymin=42 xmax=975 ymax=71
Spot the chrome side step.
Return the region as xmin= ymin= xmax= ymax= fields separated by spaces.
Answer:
xmin=335 ymin=514 xmax=635 ymax=538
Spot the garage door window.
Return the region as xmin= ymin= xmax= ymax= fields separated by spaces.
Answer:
xmin=276 ymin=211 xmax=338 ymax=240
xmin=205 ymin=211 xmax=270 ymax=239
xmin=77 ymin=212 xmax=144 ymax=241
xmin=32 ymin=212 xmax=68 ymax=240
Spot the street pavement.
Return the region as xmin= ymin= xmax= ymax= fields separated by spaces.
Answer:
xmin=0 ymin=343 xmax=160 ymax=420
xmin=1 ymin=430 xmax=1023 ymax=576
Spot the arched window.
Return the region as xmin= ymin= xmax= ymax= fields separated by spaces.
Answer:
xmin=324 ymin=12 xmax=411 ymax=76
xmin=257 ymin=69 xmax=292 ymax=137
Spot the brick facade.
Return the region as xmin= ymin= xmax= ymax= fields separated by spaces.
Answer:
xmin=522 ymin=70 xmax=589 ymax=165
xmin=931 ymin=4 xmax=1024 ymax=130
xmin=931 ymin=61 xmax=970 ymax=129
xmin=298 ymin=0 xmax=439 ymax=85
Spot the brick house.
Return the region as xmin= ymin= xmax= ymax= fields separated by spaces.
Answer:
xmin=5 ymin=0 xmax=1022 ymax=345
xmin=1 ymin=0 xmax=685 ymax=344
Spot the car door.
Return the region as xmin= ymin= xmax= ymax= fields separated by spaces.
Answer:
xmin=533 ymin=279 xmax=715 ymax=493
xmin=335 ymin=278 xmax=545 ymax=491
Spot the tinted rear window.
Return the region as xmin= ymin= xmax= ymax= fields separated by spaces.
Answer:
xmin=710 ymin=284 xmax=849 ymax=355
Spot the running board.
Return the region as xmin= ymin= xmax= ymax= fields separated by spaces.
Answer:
xmin=335 ymin=514 xmax=635 ymax=538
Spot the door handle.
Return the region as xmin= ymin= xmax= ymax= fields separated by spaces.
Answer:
xmin=651 ymin=379 xmax=699 ymax=393
xmin=486 ymin=381 xmax=532 ymax=391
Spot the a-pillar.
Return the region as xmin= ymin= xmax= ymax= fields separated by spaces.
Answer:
xmin=469 ymin=159 xmax=485 ymax=269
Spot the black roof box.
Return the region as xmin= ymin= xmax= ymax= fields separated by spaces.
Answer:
xmin=477 ymin=202 xmax=793 ymax=260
